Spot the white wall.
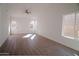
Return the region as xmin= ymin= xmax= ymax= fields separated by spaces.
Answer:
xmin=0 ymin=4 xmax=9 ymax=46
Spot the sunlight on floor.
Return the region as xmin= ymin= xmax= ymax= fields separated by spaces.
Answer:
xmin=30 ymin=34 xmax=36 ymax=40
xmin=22 ymin=33 xmax=36 ymax=40
xmin=22 ymin=34 xmax=32 ymax=38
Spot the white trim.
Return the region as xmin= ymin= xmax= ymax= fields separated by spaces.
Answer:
xmin=62 ymin=35 xmax=74 ymax=39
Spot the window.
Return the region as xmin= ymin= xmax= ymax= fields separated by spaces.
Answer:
xmin=62 ymin=12 xmax=79 ymax=40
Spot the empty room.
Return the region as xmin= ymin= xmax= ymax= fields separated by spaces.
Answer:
xmin=0 ymin=3 xmax=79 ymax=56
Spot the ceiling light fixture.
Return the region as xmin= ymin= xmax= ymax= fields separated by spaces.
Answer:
xmin=25 ymin=9 xmax=31 ymax=14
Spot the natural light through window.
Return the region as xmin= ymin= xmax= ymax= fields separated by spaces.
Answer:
xmin=62 ymin=13 xmax=75 ymax=39
xmin=62 ymin=12 xmax=79 ymax=40
xmin=30 ymin=17 xmax=37 ymax=33
xmin=11 ymin=21 xmax=17 ymax=34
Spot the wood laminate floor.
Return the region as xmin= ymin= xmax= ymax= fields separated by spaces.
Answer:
xmin=0 ymin=33 xmax=79 ymax=56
